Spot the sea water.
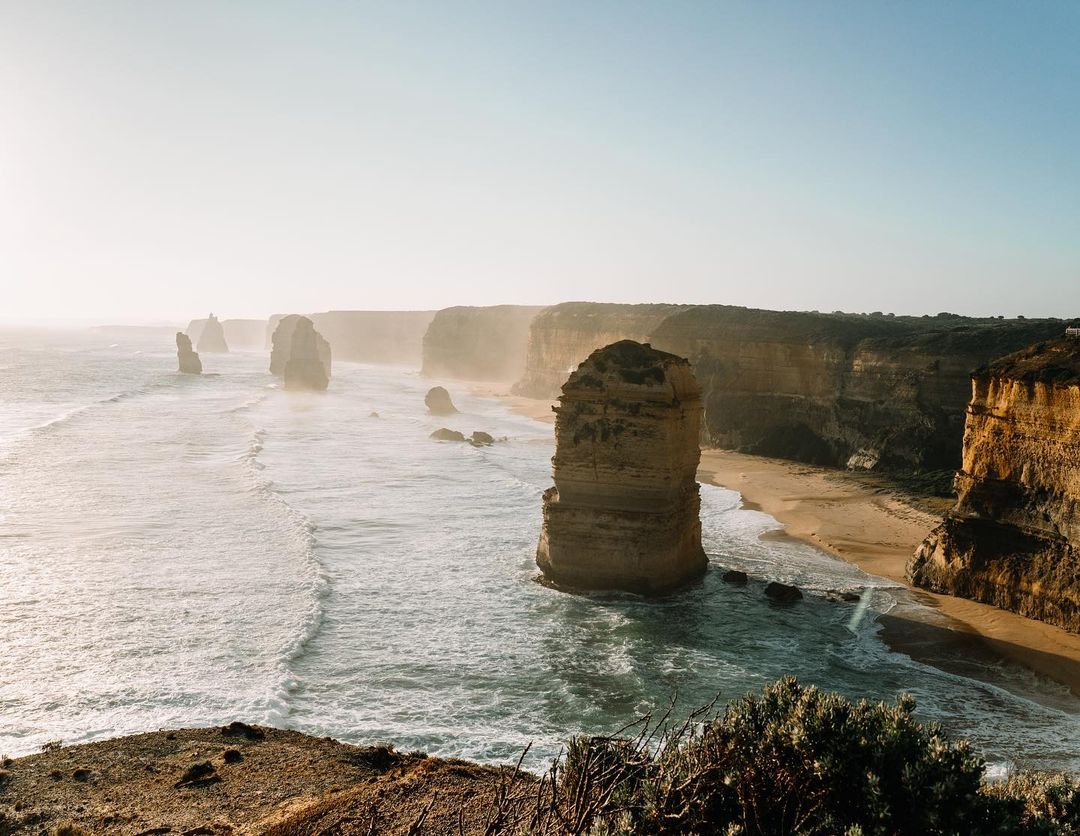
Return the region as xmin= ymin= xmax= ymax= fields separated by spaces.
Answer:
xmin=2 ymin=328 xmax=1078 ymax=773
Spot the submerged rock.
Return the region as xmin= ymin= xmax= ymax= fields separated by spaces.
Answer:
xmin=425 ymin=386 xmax=458 ymax=416
xmin=283 ymin=317 xmax=331 ymax=391
xmin=430 ymin=428 xmax=466 ymax=442
xmin=764 ymin=581 xmax=802 ymax=603
xmin=536 ymin=340 xmax=707 ymax=595
xmin=176 ymin=332 xmax=202 ymax=374
xmin=196 ymin=313 xmax=229 ymax=353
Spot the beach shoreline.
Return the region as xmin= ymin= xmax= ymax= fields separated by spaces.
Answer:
xmin=498 ymin=393 xmax=1080 ymax=698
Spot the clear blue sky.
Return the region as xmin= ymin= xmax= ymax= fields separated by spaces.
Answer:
xmin=1 ymin=1 xmax=1077 ymax=322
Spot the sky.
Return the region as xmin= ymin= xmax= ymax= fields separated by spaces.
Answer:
xmin=1 ymin=1 xmax=1078 ymax=323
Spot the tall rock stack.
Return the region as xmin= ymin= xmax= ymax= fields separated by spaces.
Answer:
xmin=196 ymin=313 xmax=229 ymax=353
xmin=276 ymin=316 xmax=332 ymax=391
xmin=908 ymin=337 xmax=1080 ymax=632
xmin=270 ymin=315 xmax=332 ymax=383
xmin=176 ymin=332 xmax=202 ymax=374
xmin=536 ymin=340 xmax=707 ymax=594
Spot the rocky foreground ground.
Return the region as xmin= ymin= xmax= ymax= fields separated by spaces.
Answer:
xmin=0 ymin=724 xmax=534 ymax=835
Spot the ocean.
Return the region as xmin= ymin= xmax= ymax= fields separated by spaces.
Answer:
xmin=1 ymin=327 xmax=1078 ymax=774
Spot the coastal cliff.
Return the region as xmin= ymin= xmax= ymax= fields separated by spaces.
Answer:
xmin=908 ymin=338 xmax=1080 ymax=632
xmin=512 ymin=303 xmax=686 ymax=398
xmin=651 ymin=307 xmax=1064 ymax=476
xmin=512 ymin=304 xmax=1063 ymax=479
xmin=421 ymin=305 xmax=544 ymax=380
xmin=267 ymin=311 xmax=436 ymax=365
xmin=536 ymin=340 xmax=706 ymax=594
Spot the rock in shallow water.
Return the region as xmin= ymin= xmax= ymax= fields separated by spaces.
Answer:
xmin=764 ymin=581 xmax=803 ymax=603
xmin=430 ymin=428 xmax=466 ymax=442
xmin=425 ymin=386 xmax=458 ymax=415
xmin=176 ymin=332 xmax=201 ymax=374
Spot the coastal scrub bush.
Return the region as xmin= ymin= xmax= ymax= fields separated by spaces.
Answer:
xmin=489 ymin=678 xmax=1079 ymax=835
xmin=984 ymin=772 xmax=1080 ymax=835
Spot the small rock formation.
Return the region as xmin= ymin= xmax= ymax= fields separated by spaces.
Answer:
xmin=196 ymin=313 xmax=229 ymax=353
xmin=470 ymin=431 xmax=494 ymax=446
xmin=176 ymin=332 xmax=202 ymax=374
xmin=270 ymin=315 xmax=332 ymax=385
xmin=425 ymin=386 xmax=458 ymax=416
xmin=722 ymin=569 xmax=749 ymax=584
xmin=536 ymin=340 xmax=707 ymax=595
xmin=764 ymin=581 xmax=802 ymax=603
xmin=430 ymin=428 xmax=466 ymax=442
xmin=283 ymin=317 xmax=331 ymax=391
xmin=908 ymin=338 xmax=1080 ymax=632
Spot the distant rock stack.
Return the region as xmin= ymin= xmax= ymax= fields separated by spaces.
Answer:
xmin=908 ymin=338 xmax=1080 ymax=632
xmin=270 ymin=315 xmax=332 ymax=383
xmin=536 ymin=340 xmax=707 ymax=594
xmin=271 ymin=315 xmax=332 ymax=391
xmin=196 ymin=313 xmax=229 ymax=353
xmin=176 ymin=332 xmax=202 ymax=374
xmin=425 ymin=386 xmax=458 ymax=416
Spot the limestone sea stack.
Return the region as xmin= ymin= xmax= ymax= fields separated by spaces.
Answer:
xmin=908 ymin=337 xmax=1080 ymax=632
xmin=196 ymin=313 xmax=229 ymax=353
xmin=270 ymin=315 xmax=332 ymax=382
xmin=176 ymin=332 xmax=202 ymax=374
xmin=536 ymin=340 xmax=707 ymax=595
xmin=282 ymin=316 xmax=332 ymax=391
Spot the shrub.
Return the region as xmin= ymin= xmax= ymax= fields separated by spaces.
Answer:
xmin=492 ymin=678 xmax=1079 ymax=835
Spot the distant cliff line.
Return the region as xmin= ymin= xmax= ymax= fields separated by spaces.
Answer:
xmin=188 ymin=303 xmax=1071 ymax=481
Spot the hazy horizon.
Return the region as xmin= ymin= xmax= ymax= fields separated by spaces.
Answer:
xmin=3 ymin=1 xmax=1078 ymax=322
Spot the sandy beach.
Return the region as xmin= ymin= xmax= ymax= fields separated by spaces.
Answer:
xmin=500 ymin=394 xmax=1080 ymax=697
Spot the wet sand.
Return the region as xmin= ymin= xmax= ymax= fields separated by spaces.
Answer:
xmin=498 ymin=393 xmax=1080 ymax=697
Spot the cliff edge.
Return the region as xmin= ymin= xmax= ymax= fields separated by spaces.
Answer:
xmin=908 ymin=337 xmax=1080 ymax=632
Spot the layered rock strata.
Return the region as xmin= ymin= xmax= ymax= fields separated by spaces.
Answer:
xmin=175 ymin=332 xmax=201 ymax=374
xmin=270 ymin=315 xmax=331 ymax=390
xmin=536 ymin=340 xmax=707 ymax=594
xmin=267 ymin=310 xmax=436 ymax=364
xmin=421 ymin=305 xmax=545 ymax=380
xmin=195 ymin=313 xmax=229 ymax=353
xmin=908 ymin=338 xmax=1080 ymax=632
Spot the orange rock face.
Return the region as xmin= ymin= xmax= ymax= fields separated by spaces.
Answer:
xmin=536 ymin=340 xmax=707 ymax=595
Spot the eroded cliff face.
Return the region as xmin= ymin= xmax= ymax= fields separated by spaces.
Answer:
xmin=650 ymin=307 xmax=1064 ymax=475
xmin=421 ymin=305 xmax=544 ymax=381
xmin=512 ymin=303 xmax=687 ymax=398
xmin=267 ymin=311 xmax=436 ymax=365
xmin=909 ymin=339 xmax=1080 ymax=632
xmin=536 ymin=340 xmax=707 ymax=595
xmin=271 ymin=315 xmax=332 ymax=388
